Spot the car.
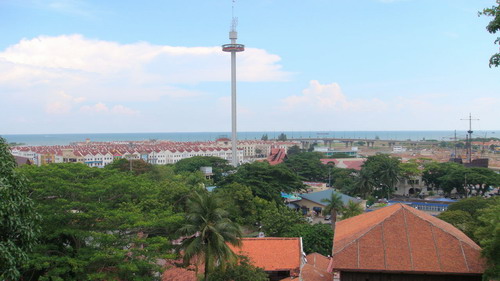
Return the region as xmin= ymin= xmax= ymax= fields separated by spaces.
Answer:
xmin=324 ymin=215 xmax=331 ymax=220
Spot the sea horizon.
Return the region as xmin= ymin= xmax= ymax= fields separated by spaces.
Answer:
xmin=2 ymin=130 xmax=499 ymax=146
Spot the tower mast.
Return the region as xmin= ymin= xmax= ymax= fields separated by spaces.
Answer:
xmin=461 ymin=113 xmax=479 ymax=163
xmin=222 ymin=1 xmax=244 ymax=167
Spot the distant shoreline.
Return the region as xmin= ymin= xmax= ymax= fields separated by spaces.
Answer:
xmin=2 ymin=130 xmax=498 ymax=146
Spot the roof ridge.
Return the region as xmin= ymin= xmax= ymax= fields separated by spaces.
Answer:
xmin=333 ymin=206 xmax=403 ymax=255
xmin=401 ymin=204 xmax=480 ymax=249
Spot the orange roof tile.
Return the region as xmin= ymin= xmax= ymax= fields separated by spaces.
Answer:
xmin=328 ymin=204 xmax=485 ymax=275
xmin=300 ymin=253 xmax=333 ymax=281
xmin=228 ymin=238 xmax=302 ymax=272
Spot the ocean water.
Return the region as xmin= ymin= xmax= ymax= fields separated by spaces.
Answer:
xmin=2 ymin=130 xmax=499 ymax=146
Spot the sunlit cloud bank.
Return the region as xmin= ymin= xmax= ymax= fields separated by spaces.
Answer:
xmin=274 ymin=81 xmax=500 ymax=131
xmin=0 ymin=34 xmax=290 ymax=117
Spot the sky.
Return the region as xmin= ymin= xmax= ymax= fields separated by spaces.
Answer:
xmin=0 ymin=0 xmax=499 ymax=134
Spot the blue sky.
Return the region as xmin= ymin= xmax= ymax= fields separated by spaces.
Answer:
xmin=0 ymin=0 xmax=498 ymax=134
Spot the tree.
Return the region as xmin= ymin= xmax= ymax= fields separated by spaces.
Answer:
xmin=19 ymin=163 xmax=184 ymax=280
xmin=321 ymin=192 xmax=344 ymax=235
xmin=260 ymin=204 xmax=305 ymax=237
xmin=0 ymin=137 xmax=40 ymax=280
xmin=214 ymin=183 xmax=258 ymax=225
xmin=221 ymin=161 xmax=304 ymax=203
xmin=438 ymin=210 xmax=475 ymax=239
xmin=178 ymin=191 xmax=242 ymax=281
xmin=283 ymin=152 xmax=328 ymax=182
xmin=361 ymin=154 xmax=401 ymax=199
xmin=261 ymin=134 xmax=268 ymax=141
xmin=330 ymin=167 xmax=358 ymax=196
xmin=174 ymin=156 xmax=233 ymax=184
xmin=277 ymin=133 xmax=287 ymax=141
xmin=354 ymin=169 xmax=375 ymax=198
xmin=342 ymin=200 xmax=364 ymax=219
xmin=105 ymin=158 xmax=154 ymax=175
xmin=283 ymin=223 xmax=333 ymax=256
xmin=479 ymin=1 xmax=500 ymax=67
xmin=474 ymin=198 xmax=500 ymax=280
xmin=207 ymin=255 xmax=269 ymax=281
xmin=287 ymin=145 xmax=302 ymax=156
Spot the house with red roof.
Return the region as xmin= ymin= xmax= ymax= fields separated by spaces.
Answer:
xmin=228 ymin=237 xmax=304 ymax=281
xmin=327 ymin=203 xmax=485 ymax=281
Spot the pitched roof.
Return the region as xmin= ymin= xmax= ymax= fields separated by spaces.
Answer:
xmin=327 ymin=203 xmax=485 ymax=275
xmin=299 ymin=189 xmax=361 ymax=206
xmin=267 ymin=148 xmax=287 ymax=165
xmin=299 ymin=253 xmax=333 ymax=281
xmin=228 ymin=238 xmax=302 ymax=272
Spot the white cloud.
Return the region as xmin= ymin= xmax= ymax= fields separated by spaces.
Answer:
xmin=282 ymin=80 xmax=387 ymax=112
xmin=79 ymin=103 xmax=138 ymax=115
xmin=0 ymin=34 xmax=289 ymax=125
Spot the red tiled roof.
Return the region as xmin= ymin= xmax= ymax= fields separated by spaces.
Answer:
xmin=327 ymin=204 xmax=485 ymax=275
xmin=228 ymin=238 xmax=302 ymax=272
xmin=300 ymin=253 xmax=333 ymax=281
xmin=306 ymin=253 xmax=330 ymax=271
xmin=267 ymin=148 xmax=287 ymax=165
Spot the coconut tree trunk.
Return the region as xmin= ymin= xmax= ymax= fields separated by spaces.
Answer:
xmin=331 ymin=208 xmax=337 ymax=254
xmin=204 ymin=247 xmax=210 ymax=281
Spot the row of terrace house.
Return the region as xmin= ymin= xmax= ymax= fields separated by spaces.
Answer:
xmin=12 ymin=140 xmax=296 ymax=167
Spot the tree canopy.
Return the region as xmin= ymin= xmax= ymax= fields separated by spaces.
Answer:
xmin=18 ymin=163 xmax=187 ymax=280
xmin=480 ymin=1 xmax=500 ymax=67
xmin=178 ymin=191 xmax=242 ymax=281
xmin=220 ymin=161 xmax=304 ymax=203
xmin=0 ymin=137 xmax=40 ymax=280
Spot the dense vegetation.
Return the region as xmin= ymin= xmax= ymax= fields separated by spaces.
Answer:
xmin=2 ymin=139 xmax=499 ymax=280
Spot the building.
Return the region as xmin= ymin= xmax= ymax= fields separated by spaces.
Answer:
xmin=296 ymin=189 xmax=362 ymax=216
xmin=327 ymin=203 xmax=485 ymax=281
xmin=228 ymin=237 xmax=304 ymax=281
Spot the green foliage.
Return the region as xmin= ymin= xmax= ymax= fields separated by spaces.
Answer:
xmin=438 ymin=210 xmax=475 ymax=238
xmin=174 ymin=156 xmax=233 ymax=184
xmin=19 ymin=163 xmax=184 ymax=280
xmin=447 ymin=196 xmax=494 ymax=218
xmin=0 ymin=137 xmax=40 ymax=280
xmin=261 ymin=204 xmax=305 ymax=237
xmin=277 ymin=133 xmax=287 ymax=141
xmin=283 ymin=152 xmax=328 ymax=182
xmin=105 ymin=158 xmax=154 ymax=175
xmin=178 ymin=191 xmax=242 ymax=281
xmin=208 ymin=255 xmax=269 ymax=281
xmin=321 ymin=191 xmax=344 ymax=221
xmin=221 ymin=161 xmax=304 ymax=203
xmin=342 ymin=200 xmax=364 ymax=220
xmin=287 ymin=145 xmax=302 ymax=156
xmin=261 ymin=134 xmax=268 ymax=141
xmin=284 ymin=223 xmax=333 ymax=256
xmin=423 ymin=162 xmax=500 ymax=197
xmin=214 ymin=183 xmax=258 ymax=225
xmin=361 ymin=154 xmax=401 ymax=199
xmin=354 ymin=168 xmax=375 ymax=198
xmin=474 ymin=198 xmax=500 ymax=280
xmin=479 ymin=1 xmax=500 ymax=67
xmin=330 ymin=167 xmax=357 ymax=196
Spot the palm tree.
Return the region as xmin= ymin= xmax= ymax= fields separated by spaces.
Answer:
xmin=342 ymin=200 xmax=364 ymax=219
xmin=321 ymin=191 xmax=344 ymax=235
xmin=355 ymin=169 xmax=375 ymax=198
xmin=178 ymin=191 xmax=242 ymax=281
xmin=379 ymin=157 xmax=401 ymax=199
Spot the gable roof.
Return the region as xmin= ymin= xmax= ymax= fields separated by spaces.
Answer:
xmin=327 ymin=203 xmax=485 ymax=275
xmin=228 ymin=237 xmax=302 ymax=272
xmin=300 ymin=189 xmax=361 ymax=206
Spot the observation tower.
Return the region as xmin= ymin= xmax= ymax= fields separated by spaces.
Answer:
xmin=222 ymin=13 xmax=244 ymax=167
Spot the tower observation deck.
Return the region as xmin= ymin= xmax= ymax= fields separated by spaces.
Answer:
xmin=222 ymin=15 xmax=244 ymax=167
